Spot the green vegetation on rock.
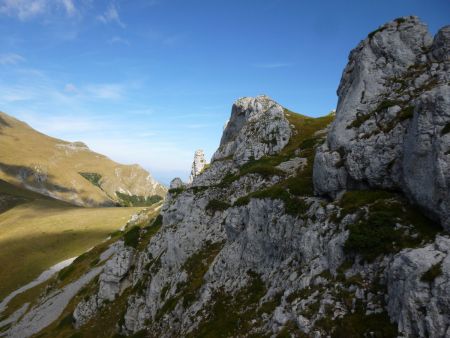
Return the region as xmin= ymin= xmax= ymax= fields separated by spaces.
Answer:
xmin=188 ymin=270 xmax=268 ymax=338
xmin=156 ymin=241 xmax=224 ymax=320
xmin=342 ymin=190 xmax=442 ymax=262
xmin=168 ymin=187 xmax=184 ymax=197
xmin=124 ymin=226 xmax=140 ymax=248
xmin=234 ymin=185 xmax=309 ymax=216
xmin=219 ymin=110 xmax=334 ymax=192
xmin=421 ymin=263 xmax=443 ymax=283
xmin=228 ymin=110 xmax=334 ymax=218
xmin=206 ymin=199 xmax=231 ymax=213
xmin=441 ymin=122 xmax=450 ymax=136
xmin=332 ymin=306 xmax=398 ymax=338
xmin=368 ymin=25 xmax=387 ymax=39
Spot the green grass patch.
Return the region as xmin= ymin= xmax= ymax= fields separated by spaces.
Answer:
xmin=58 ymin=264 xmax=77 ymax=281
xmin=123 ymin=226 xmax=140 ymax=248
xmin=338 ymin=190 xmax=395 ymax=218
xmin=168 ymin=187 xmax=184 ymax=197
xmin=234 ymin=185 xmax=309 ymax=217
xmin=188 ymin=270 xmax=267 ymax=338
xmin=398 ymin=106 xmax=414 ymax=121
xmin=116 ymin=191 xmax=163 ymax=207
xmin=343 ymin=191 xmax=442 ymax=262
xmin=347 ymin=112 xmax=374 ymax=129
xmin=421 ymin=263 xmax=443 ymax=283
xmin=79 ymin=172 xmax=102 ymax=188
xmin=218 ymin=110 xmax=334 ymax=188
xmin=332 ymin=307 xmax=398 ymax=338
xmin=156 ymin=241 xmax=224 ymax=320
xmin=206 ymin=199 xmax=231 ymax=213
xmin=228 ymin=109 xmax=334 ymax=216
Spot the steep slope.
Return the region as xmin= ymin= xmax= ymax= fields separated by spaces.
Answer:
xmin=0 ymin=112 xmax=166 ymax=207
xmin=2 ymin=17 xmax=449 ymax=338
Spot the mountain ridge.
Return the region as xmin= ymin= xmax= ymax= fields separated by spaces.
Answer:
xmin=0 ymin=111 xmax=166 ymax=207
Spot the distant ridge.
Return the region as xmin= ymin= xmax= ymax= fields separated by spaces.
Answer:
xmin=0 ymin=111 xmax=166 ymax=207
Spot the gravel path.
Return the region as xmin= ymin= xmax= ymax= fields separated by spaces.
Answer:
xmin=2 ymin=266 xmax=103 ymax=338
xmin=0 ymin=257 xmax=76 ymax=314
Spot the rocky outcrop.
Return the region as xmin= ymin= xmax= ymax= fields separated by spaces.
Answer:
xmin=212 ymin=95 xmax=292 ymax=165
xmin=386 ymin=236 xmax=450 ymax=337
xmin=169 ymin=177 xmax=185 ymax=189
xmin=191 ymin=95 xmax=292 ymax=188
xmin=188 ymin=150 xmax=207 ymax=184
xmin=313 ymin=17 xmax=450 ymax=229
xmin=61 ymin=81 xmax=448 ymax=337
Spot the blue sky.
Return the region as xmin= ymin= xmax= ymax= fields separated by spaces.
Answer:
xmin=0 ymin=0 xmax=448 ymax=185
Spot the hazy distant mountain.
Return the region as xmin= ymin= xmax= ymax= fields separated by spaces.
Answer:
xmin=0 ymin=111 xmax=166 ymax=207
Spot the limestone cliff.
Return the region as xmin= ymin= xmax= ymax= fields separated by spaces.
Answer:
xmin=313 ymin=16 xmax=450 ymax=230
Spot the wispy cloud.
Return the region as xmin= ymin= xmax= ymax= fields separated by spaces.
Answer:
xmin=84 ymin=83 xmax=124 ymax=100
xmin=60 ymin=0 xmax=76 ymax=16
xmin=97 ymin=3 xmax=125 ymax=28
xmin=0 ymin=53 xmax=25 ymax=65
xmin=108 ymin=36 xmax=130 ymax=45
xmin=64 ymin=83 xmax=78 ymax=93
xmin=23 ymin=114 xmax=109 ymax=133
xmin=252 ymin=62 xmax=293 ymax=69
xmin=0 ymin=0 xmax=78 ymax=20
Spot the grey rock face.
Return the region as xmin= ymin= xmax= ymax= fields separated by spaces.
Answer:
xmin=188 ymin=149 xmax=207 ymax=184
xmin=212 ymin=95 xmax=292 ymax=165
xmin=169 ymin=177 xmax=185 ymax=189
xmin=313 ymin=17 xmax=450 ymax=229
xmin=386 ymin=236 xmax=450 ymax=338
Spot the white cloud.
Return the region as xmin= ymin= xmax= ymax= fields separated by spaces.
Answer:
xmin=97 ymin=3 xmax=125 ymax=28
xmin=0 ymin=53 xmax=25 ymax=65
xmin=60 ymin=0 xmax=76 ymax=16
xmin=0 ymin=0 xmax=46 ymax=20
xmin=0 ymin=0 xmax=78 ymax=20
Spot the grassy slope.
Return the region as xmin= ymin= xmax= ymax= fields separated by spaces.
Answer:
xmin=31 ymin=208 xmax=162 ymax=338
xmin=0 ymin=200 xmax=142 ymax=300
xmin=0 ymin=111 xmax=164 ymax=207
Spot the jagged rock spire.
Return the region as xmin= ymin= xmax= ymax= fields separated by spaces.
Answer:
xmin=188 ymin=149 xmax=207 ymax=184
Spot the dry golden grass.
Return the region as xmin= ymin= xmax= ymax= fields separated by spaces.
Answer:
xmin=0 ymin=200 xmax=142 ymax=300
xmin=0 ymin=111 xmax=165 ymax=207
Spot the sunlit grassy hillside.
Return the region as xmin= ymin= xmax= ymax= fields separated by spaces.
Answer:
xmin=0 ymin=111 xmax=166 ymax=207
xmin=0 ymin=198 xmax=143 ymax=300
xmin=0 ymin=181 xmax=146 ymax=301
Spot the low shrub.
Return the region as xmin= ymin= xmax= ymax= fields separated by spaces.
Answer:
xmin=420 ymin=263 xmax=443 ymax=283
xmin=441 ymin=123 xmax=450 ymax=136
xmin=206 ymin=199 xmax=231 ymax=213
xmin=123 ymin=226 xmax=140 ymax=248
